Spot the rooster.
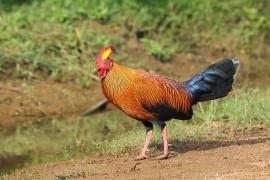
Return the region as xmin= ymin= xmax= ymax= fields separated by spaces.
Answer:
xmin=95 ymin=45 xmax=240 ymax=160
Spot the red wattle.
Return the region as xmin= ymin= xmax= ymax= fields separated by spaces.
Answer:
xmin=98 ymin=69 xmax=107 ymax=78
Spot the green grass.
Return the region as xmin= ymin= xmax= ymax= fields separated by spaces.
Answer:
xmin=1 ymin=0 xmax=270 ymax=84
xmin=106 ymin=88 xmax=270 ymax=153
xmin=0 ymin=88 xmax=269 ymax=174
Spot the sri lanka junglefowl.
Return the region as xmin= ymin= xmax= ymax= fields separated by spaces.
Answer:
xmin=95 ymin=45 xmax=240 ymax=160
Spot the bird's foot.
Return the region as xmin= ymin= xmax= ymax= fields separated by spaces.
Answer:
xmin=150 ymin=152 xmax=169 ymax=160
xmin=134 ymin=154 xmax=148 ymax=161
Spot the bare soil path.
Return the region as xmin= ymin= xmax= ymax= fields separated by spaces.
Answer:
xmin=5 ymin=130 xmax=270 ymax=180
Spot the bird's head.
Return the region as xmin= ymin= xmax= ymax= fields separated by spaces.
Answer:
xmin=95 ymin=45 xmax=113 ymax=78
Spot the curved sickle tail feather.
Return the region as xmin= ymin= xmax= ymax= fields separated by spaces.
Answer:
xmin=185 ymin=59 xmax=240 ymax=104
xmin=83 ymin=99 xmax=109 ymax=116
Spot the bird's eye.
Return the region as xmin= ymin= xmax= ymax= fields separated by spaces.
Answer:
xmin=104 ymin=59 xmax=109 ymax=65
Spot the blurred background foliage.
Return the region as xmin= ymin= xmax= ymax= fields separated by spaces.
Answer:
xmin=0 ymin=0 xmax=270 ymax=85
xmin=0 ymin=0 xmax=270 ymax=174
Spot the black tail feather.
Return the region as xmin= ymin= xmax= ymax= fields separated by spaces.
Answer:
xmin=185 ymin=59 xmax=240 ymax=104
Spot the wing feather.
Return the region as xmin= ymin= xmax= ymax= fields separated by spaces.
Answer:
xmin=135 ymin=73 xmax=193 ymax=120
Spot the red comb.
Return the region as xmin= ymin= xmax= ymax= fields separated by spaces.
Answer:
xmin=97 ymin=44 xmax=113 ymax=61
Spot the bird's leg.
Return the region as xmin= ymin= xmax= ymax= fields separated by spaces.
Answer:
xmin=152 ymin=122 xmax=169 ymax=160
xmin=136 ymin=129 xmax=153 ymax=160
xmin=135 ymin=121 xmax=153 ymax=161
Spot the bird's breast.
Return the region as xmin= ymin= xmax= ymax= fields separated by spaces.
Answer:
xmin=101 ymin=67 xmax=156 ymax=121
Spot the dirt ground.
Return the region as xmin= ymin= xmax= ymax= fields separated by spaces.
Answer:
xmin=3 ymin=128 xmax=269 ymax=180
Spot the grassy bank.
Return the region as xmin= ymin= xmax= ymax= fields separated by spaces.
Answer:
xmin=103 ymin=88 xmax=270 ymax=154
xmin=1 ymin=88 xmax=269 ymax=173
xmin=0 ymin=0 xmax=270 ymax=85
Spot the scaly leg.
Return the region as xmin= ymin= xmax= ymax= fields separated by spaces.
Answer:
xmin=152 ymin=122 xmax=169 ymax=160
xmin=135 ymin=121 xmax=153 ymax=160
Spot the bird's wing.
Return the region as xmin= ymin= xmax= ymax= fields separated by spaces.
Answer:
xmin=134 ymin=73 xmax=192 ymax=120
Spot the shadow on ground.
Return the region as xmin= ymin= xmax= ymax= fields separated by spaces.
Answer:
xmin=151 ymin=137 xmax=269 ymax=157
xmin=0 ymin=154 xmax=29 ymax=174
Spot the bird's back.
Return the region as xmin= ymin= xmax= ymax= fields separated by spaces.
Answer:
xmin=102 ymin=62 xmax=193 ymax=122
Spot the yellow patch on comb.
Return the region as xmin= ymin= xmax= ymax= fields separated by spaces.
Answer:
xmin=101 ymin=47 xmax=112 ymax=60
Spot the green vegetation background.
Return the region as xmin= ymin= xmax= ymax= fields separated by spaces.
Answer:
xmin=0 ymin=0 xmax=270 ymax=174
xmin=1 ymin=0 xmax=270 ymax=85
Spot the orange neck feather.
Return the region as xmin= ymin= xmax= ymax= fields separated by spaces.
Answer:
xmin=101 ymin=62 xmax=137 ymax=99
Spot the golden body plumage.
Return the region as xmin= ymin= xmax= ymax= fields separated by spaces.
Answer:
xmin=102 ymin=61 xmax=192 ymax=122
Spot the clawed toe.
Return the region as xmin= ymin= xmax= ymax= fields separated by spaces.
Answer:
xmin=134 ymin=155 xmax=148 ymax=161
xmin=149 ymin=153 xmax=169 ymax=160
